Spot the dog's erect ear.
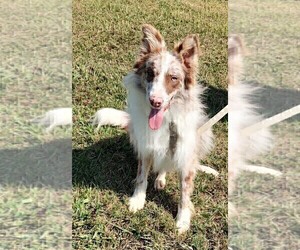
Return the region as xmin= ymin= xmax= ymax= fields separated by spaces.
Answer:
xmin=134 ymin=24 xmax=166 ymax=71
xmin=228 ymin=35 xmax=245 ymax=85
xmin=228 ymin=35 xmax=244 ymax=58
xmin=140 ymin=24 xmax=166 ymax=55
xmin=174 ymin=35 xmax=200 ymax=89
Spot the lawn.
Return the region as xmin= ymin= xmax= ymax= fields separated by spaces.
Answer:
xmin=0 ymin=0 xmax=72 ymax=249
xmin=73 ymin=0 xmax=228 ymax=249
xmin=229 ymin=0 xmax=300 ymax=249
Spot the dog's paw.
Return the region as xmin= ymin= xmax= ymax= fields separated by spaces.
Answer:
xmin=176 ymin=218 xmax=190 ymax=234
xmin=154 ymin=178 xmax=166 ymax=190
xmin=176 ymin=208 xmax=191 ymax=234
xmin=128 ymin=195 xmax=145 ymax=213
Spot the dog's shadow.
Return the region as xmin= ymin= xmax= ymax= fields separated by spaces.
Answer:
xmin=248 ymin=81 xmax=300 ymax=121
xmin=0 ymin=138 xmax=72 ymax=189
xmin=73 ymin=134 xmax=180 ymax=216
xmin=201 ymin=81 xmax=228 ymax=119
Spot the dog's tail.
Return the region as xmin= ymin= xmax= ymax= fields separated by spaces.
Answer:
xmin=30 ymin=114 xmax=50 ymax=126
xmin=92 ymin=108 xmax=130 ymax=131
xmin=196 ymin=164 xmax=219 ymax=177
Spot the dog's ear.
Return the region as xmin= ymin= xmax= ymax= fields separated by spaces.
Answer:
xmin=228 ymin=35 xmax=245 ymax=85
xmin=228 ymin=35 xmax=244 ymax=58
xmin=174 ymin=35 xmax=200 ymax=89
xmin=134 ymin=24 xmax=166 ymax=71
xmin=140 ymin=24 xmax=166 ymax=55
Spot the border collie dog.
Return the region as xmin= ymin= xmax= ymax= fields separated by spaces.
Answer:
xmin=96 ymin=24 xmax=215 ymax=233
xmin=228 ymin=35 xmax=282 ymax=216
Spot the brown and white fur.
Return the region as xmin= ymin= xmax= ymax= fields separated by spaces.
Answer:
xmin=95 ymin=24 xmax=215 ymax=233
xmin=228 ymin=35 xmax=281 ymax=217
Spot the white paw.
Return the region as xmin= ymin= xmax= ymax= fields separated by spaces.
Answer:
xmin=176 ymin=218 xmax=190 ymax=234
xmin=154 ymin=177 xmax=166 ymax=190
xmin=176 ymin=208 xmax=192 ymax=234
xmin=128 ymin=195 xmax=145 ymax=213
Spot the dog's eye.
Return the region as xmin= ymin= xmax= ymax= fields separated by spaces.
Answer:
xmin=146 ymin=68 xmax=155 ymax=81
xmin=171 ymin=76 xmax=178 ymax=81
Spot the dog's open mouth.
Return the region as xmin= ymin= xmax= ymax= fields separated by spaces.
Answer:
xmin=149 ymin=108 xmax=164 ymax=130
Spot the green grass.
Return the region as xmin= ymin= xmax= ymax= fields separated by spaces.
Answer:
xmin=73 ymin=0 xmax=227 ymax=249
xmin=0 ymin=0 xmax=71 ymax=249
xmin=229 ymin=0 xmax=300 ymax=249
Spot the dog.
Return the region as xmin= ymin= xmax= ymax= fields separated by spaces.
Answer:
xmin=228 ymin=35 xmax=281 ymax=217
xmin=94 ymin=24 xmax=217 ymax=233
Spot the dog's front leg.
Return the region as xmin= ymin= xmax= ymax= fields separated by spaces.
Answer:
xmin=128 ymin=157 xmax=151 ymax=212
xmin=176 ymin=168 xmax=196 ymax=234
xmin=154 ymin=170 xmax=166 ymax=190
xmin=228 ymin=168 xmax=238 ymax=217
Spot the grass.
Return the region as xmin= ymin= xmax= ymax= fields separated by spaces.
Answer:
xmin=73 ymin=0 xmax=227 ymax=249
xmin=229 ymin=0 xmax=300 ymax=249
xmin=0 ymin=0 xmax=71 ymax=249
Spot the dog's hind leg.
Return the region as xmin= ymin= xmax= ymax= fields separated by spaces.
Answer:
xmin=129 ymin=157 xmax=151 ymax=213
xmin=154 ymin=170 xmax=166 ymax=190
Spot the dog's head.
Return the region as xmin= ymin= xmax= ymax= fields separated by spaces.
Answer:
xmin=228 ymin=35 xmax=245 ymax=85
xmin=133 ymin=24 xmax=200 ymax=130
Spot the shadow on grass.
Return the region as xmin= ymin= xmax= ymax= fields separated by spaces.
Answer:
xmin=0 ymin=138 xmax=72 ymax=189
xmin=72 ymin=134 xmax=179 ymax=216
xmin=201 ymin=81 xmax=228 ymax=120
xmin=248 ymin=81 xmax=300 ymax=121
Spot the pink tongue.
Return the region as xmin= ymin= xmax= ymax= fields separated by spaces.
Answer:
xmin=149 ymin=108 xmax=164 ymax=130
